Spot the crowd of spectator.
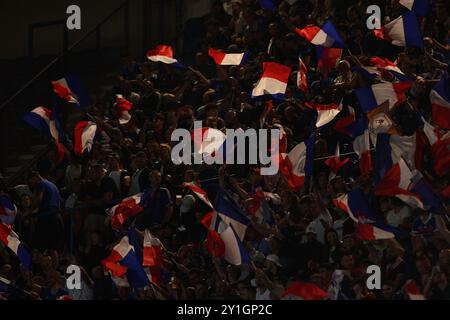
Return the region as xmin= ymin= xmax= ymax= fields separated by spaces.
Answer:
xmin=1 ymin=0 xmax=450 ymax=300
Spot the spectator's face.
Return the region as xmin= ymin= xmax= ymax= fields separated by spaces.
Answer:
xmin=326 ymin=231 xmax=338 ymax=245
xmin=135 ymin=155 xmax=147 ymax=169
xmin=149 ymin=171 xmax=162 ymax=187
xmin=382 ymin=284 xmax=393 ymax=299
xmin=21 ymin=195 xmax=32 ymax=208
xmin=416 ymin=259 xmax=431 ymax=275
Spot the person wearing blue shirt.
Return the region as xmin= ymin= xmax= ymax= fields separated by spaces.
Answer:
xmin=28 ymin=171 xmax=64 ymax=252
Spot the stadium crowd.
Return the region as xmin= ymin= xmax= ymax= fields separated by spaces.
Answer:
xmin=1 ymin=0 xmax=450 ymax=300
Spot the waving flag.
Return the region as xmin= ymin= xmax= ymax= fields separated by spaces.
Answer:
xmin=353 ymin=129 xmax=373 ymax=175
xmin=24 ymin=106 xmax=65 ymax=161
xmin=297 ymin=57 xmax=309 ymax=93
xmin=108 ymin=194 xmax=145 ymax=230
xmin=280 ymin=137 xmax=315 ymax=191
xmin=356 ymin=223 xmax=396 ymax=240
xmin=334 ymin=105 xmax=357 ymax=136
xmin=325 ymin=144 xmax=350 ymax=178
xmin=74 ymin=121 xmax=98 ymax=155
xmin=282 ymin=282 xmax=328 ymax=300
xmin=370 ymin=57 xmax=409 ymax=82
xmin=183 ymin=182 xmax=213 ymax=208
xmin=332 ymin=189 xmax=376 ymax=224
xmin=352 ymin=66 xmax=381 ymax=80
xmin=252 ymin=62 xmax=291 ymax=99
xmin=367 ymin=102 xmax=399 ymax=135
xmin=355 ymin=82 xmax=412 ymax=113
xmin=205 ymin=212 xmax=250 ymax=265
xmin=143 ymin=230 xmax=164 ymax=268
xmin=0 ymin=196 xmax=17 ymax=226
xmin=0 ymin=223 xmax=31 ymax=270
xmin=208 ymin=48 xmax=247 ymax=66
xmin=146 ymin=45 xmax=184 ymax=67
xmin=51 ymin=75 xmax=92 ymax=108
xmin=374 ymin=158 xmax=424 ymax=209
xmin=405 ymin=280 xmax=425 ymax=300
xmin=296 ymin=21 xmax=345 ymax=48
xmin=399 ymin=0 xmax=429 ymax=17
xmin=373 ymin=11 xmax=423 ymax=48
xmin=215 ymin=190 xmax=250 ymax=241
xmin=375 ymin=133 xmax=420 ymax=178
xmin=247 ymin=188 xmax=274 ymax=225
xmin=102 ymin=236 xmax=150 ymax=288
xmin=115 ymin=95 xmax=133 ymax=125
xmin=192 ymin=127 xmax=227 ymax=161
xmin=421 ymin=118 xmax=450 ymax=176
xmin=143 ymin=230 xmax=164 ymax=284
xmin=410 ymin=171 xmax=445 ymax=215
xmin=305 ymin=101 xmax=342 ymax=128
xmin=430 ymin=73 xmax=450 ymax=129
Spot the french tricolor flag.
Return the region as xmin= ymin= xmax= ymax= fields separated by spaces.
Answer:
xmin=115 ymin=95 xmax=133 ymax=125
xmin=324 ymin=144 xmax=350 ymax=179
xmin=353 ymin=129 xmax=372 ymax=175
xmin=191 ymin=127 xmax=227 ymax=160
xmin=409 ymin=170 xmax=445 ymax=215
xmin=146 ymin=45 xmax=184 ymax=67
xmin=334 ymin=105 xmax=357 ymax=137
xmin=399 ymin=0 xmax=429 ymax=17
xmin=332 ymin=189 xmax=376 ymax=224
xmin=0 ymin=196 xmax=17 ymax=226
xmin=305 ymin=101 xmax=342 ymax=128
xmin=51 ymin=75 xmax=92 ymax=108
xmin=205 ymin=211 xmax=250 ymax=266
xmin=108 ymin=194 xmax=145 ymax=230
xmin=421 ymin=118 xmax=450 ymax=177
xmin=367 ymin=102 xmax=398 ymax=135
xmin=374 ymin=11 xmax=424 ymax=48
xmin=74 ymin=121 xmax=98 ymax=155
xmin=0 ymin=223 xmax=31 ymax=270
xmin=430 ymin=72 xmax=450 ymax=129
xmin=355 ymin=81 xmax=412 ymax=113
xmin=375 ymin=133 xmax=420 ymax=178
xmin=252 ymin=62 xmax=291 ymax=100
xmin=280 ymin=137 xmax=315 ymax=191
xmin=24 ymin=106 xmax=65 ymax=161
xmin=208 ymin=48 xmax=247 ymax=66
xmin=183 ymin=182 xmax=213 ymax=209
xmin=102 ymin=236 xmax=150 ymax=288
xmin=405 ymin=280 xmax=425 ymax=300
xmin=370 ymin=57 xmax=410 ymax=82
xmin=282 ymin=282 xmax=328 ymax=300
xmin=143 ymin=230 xmax=164 ymax=268
xmin=215 ymin=190 xmax=250 ymax=241
xmin=374 ymin=158 xmax=424 ymax=209
xmin=247 ymin=188 xmax=275 ymax=226
xmin=356 ymin=223 xmax=396 ymax=241
xmin=296 ymin=21 xmax=345 ymax=48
